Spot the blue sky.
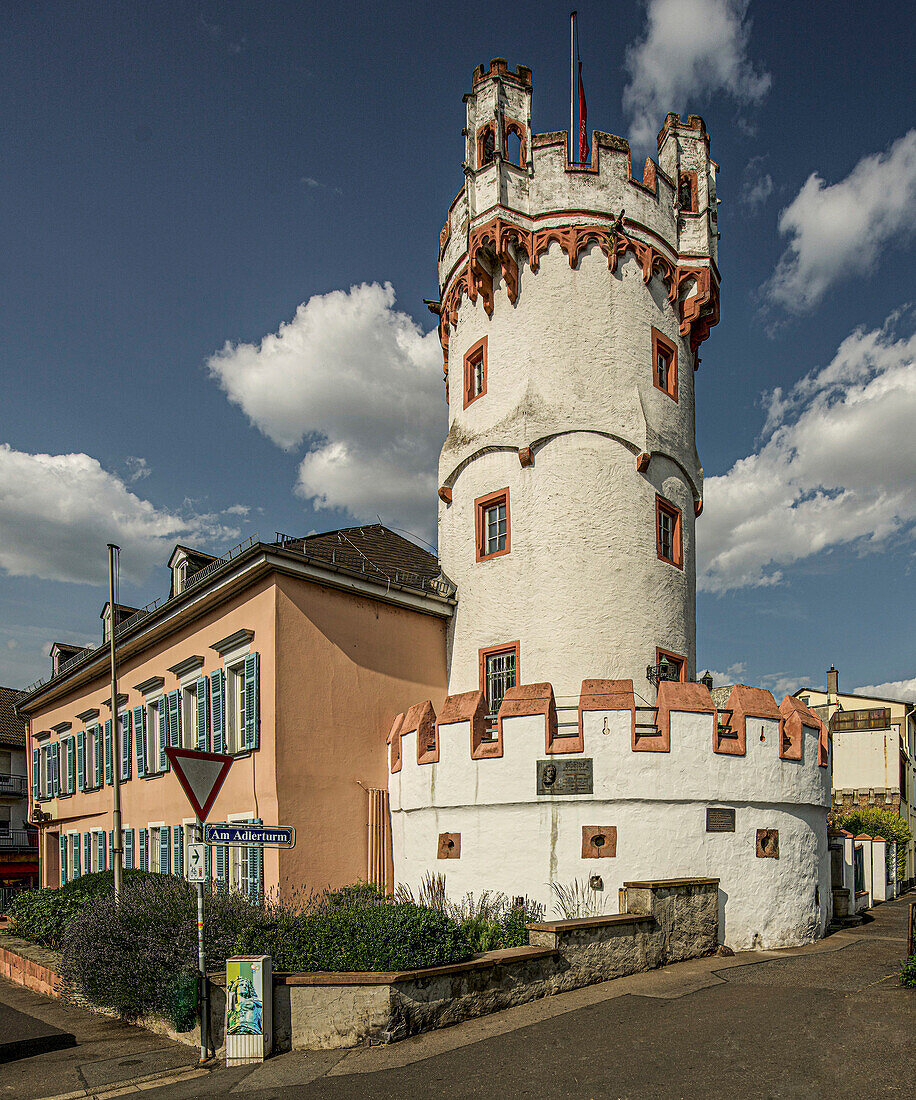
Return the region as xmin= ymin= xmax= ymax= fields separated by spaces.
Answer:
xmin=1 ymin=1 xmax=914 ymax=700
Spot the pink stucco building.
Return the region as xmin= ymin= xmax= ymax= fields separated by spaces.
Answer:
xmin=17 ymin=528 xmax=452 ymax=895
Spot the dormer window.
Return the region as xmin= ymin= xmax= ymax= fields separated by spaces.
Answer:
xmin=175 ymin=562 xmax=189 ymax=594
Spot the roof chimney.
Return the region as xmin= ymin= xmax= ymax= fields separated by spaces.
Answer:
xmin=826 ymin=665 xmax=839 ymax=700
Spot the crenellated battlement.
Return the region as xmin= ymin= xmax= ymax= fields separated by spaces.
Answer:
xmin=388 ymin=680 xmax=829 ymax=776
xmin=437 ymin=63 xmax=719 ymax=388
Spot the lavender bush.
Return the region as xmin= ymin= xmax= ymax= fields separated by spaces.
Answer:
xmin=59 ymin=875 xmax=260 ymax=1029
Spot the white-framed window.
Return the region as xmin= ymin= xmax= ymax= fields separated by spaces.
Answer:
xmin=226 ymin=812 xmax=260 ymax=897
xmin=226 ymin=662 xmax=246 ymax=754
xmin=84 ymin=730 xmax=96 ymax=789
xmin=149 ymin=824 xmax=162 ymax=873
xmin=175 ymin=561 xmax=189 ymax=593
xmin=181 ymin=682 xmax=197 ymax=749
xmin=146 ymin=698 xmax=161 ymax=772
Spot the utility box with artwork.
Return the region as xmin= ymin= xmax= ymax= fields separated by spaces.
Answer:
xmin=225 ymin=956 xmax=272 ymax=1065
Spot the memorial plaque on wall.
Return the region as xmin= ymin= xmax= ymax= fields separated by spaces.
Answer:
xmin=706 ymin=807 xmax=736 ymax=832
xmin=537 ymin=758 xmax=594 ymax=796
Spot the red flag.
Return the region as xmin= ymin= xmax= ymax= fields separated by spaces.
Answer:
xmin=578 ymin=61 xmax=589 ymax=164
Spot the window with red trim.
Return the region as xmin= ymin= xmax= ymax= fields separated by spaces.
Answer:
xmin=652 ymin=328 xmax=678 ymax=402
xmin=479 ymin=642 xmax=519 ymax=732
xmin=464 ymin=338 xmax=487 ymax=408
xmin=477 ymin=123 xmax=495 ymax=168
xmin=656 ymin=496 xmax=683 ymax=568
xmin=475 ymin=488 xmax=510 ymax=561
xmin=678 ymin=170 xmax=698 ymax=212
xmin=503 ymin=120 xmax=526 ymax=167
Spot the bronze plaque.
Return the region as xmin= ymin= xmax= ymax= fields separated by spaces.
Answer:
xmin=537 ymin=758 xmax=593 ymax=795
xmin=706 ymin=807 xmax=736 ymax=832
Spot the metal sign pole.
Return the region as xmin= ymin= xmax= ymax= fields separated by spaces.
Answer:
xmin=196 ymin=816 xmax=208 ymax=1063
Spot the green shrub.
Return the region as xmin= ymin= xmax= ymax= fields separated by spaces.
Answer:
xmin=6 ymin=871 xmax=159 ymax=949
xmin=901 ymin=955 xmax=916 ymax=989
xmin=236 ymin=902 xmax=471 ymax=972
xmin=832 ymin=809 xmax=912 ymax=881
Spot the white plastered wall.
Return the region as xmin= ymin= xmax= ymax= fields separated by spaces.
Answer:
xmin=391 ymin=708 xmax=830 ymax=949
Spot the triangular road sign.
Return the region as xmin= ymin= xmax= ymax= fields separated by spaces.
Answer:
xmin=165 ymin=747 xmax=233 ymax=822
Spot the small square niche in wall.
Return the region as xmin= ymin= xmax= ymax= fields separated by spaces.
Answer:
xmin=437 ymin=833 xmax=461 ymax=859
xmin=756 ymin=829 xmax=779 ymax=858
xmin=582 ymin=825 xmax=617 ymax=858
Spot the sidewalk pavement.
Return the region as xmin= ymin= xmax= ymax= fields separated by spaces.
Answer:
xmin=3 ymin=891 xmax=913 ymax=1100
xmin=0 ymin=982 xmax=206 ymax=1099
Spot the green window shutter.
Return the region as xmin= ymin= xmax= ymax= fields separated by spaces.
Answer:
xmin=210 ymin=670 xmax=225 ymax=755
xmin=195 ymin=676 xmax=209 ymax=751
xmin=243 ymin=653 xmax=260 ymax=750
xmin=120 ymin=713 xmax=131 ymax=781
xmin=159 ymin=826 xmax=170 ymax=874
xmin=97 ymin=831 xmax=106 ymax=872
xmin=168 ymin=690 xmax=180 ymax=748
xmin=247 ymin=818 xmax=264 ymax=901
xmin=67 ymin=737 xmax=76 ymax=794
xmin=173 ymin=826 xmax=182 ymax=877
xmin=50 ymin=744 xmax=59 ymax=797
xmin=124 ymin=829 xmax=134 ymax=870
xmin=158 ymin=701 xmax=169 ymax=772
xmin=94 ymin=726 xmax=103 ymax=787
xmin=83 ymin=832 xmax=91 ymax=872
xmin=32 ymin=748 xmax=40 ymax=799
xmin=139 ymin=828 xmax=148 ymax=871
xmin=60 ymin=835 xmax=67 ymax=886
xmin=134 ymin=706 xmax=146 ymax=777
xmin=74 ymin=834 xmax=81 ymax=877
xmin=104 ymin=720 xmax=112 ymax=786
xmin=108 ymin=830 xmax=114 ymax=868
xmin=76 ymin=732 xmax=85 ymax=791
xmin=215 ymin=844 xmax=227 ymax=892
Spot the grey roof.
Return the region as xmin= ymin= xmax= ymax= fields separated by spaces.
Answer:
xmin=0 ymin=687 xmax=26 ymax=747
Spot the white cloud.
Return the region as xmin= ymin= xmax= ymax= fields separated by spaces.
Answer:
xmin=125 ymin=456 xmax=151 ymax=482
xmin=763 ymin=130 xmax=916 ymax=313
xmin=623 ymin=0 xmax=771 ymax=147
xmin=208 ymin=282 xmax=444 ymax=540
xmin=854 ymin=677 xmax=916 ymax=701
xmin=0 ymin=444 xmax=240 ymax=585
xmin=740 ymin=156 xmax=773 ymax=209
xmin=698 ymin=310 xmax=916 ymax=593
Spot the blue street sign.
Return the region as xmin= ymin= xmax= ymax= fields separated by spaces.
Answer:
xmin=205 ymin=823 xmax=296 ymax=848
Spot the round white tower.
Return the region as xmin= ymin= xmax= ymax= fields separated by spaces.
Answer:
xmin=387 ymin=60 xmax=830 ymax=950
xmin=436 ymin=59 xmax=719 ymax=710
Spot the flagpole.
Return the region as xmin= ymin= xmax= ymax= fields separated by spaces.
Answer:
xmin=570 ymin=11 xmax=576 ymax=165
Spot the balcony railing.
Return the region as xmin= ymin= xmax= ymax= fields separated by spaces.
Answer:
xmin=0 ymin=829 xmax=39 ymax=851
xmin=0 ymin=774 xmax=28 ymax=798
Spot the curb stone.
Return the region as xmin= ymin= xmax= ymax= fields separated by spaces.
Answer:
xmin=34 ymin=1063 xmax=212 ymax=1100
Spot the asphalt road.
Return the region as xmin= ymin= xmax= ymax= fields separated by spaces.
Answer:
xmin=1 ymin=891 xmax=913 ymax=1099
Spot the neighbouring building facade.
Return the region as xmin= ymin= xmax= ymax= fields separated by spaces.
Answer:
xmin=389 ymin=59 xmax=831 ymax=949
xmin=797 ymin=667 xmax=915 ymax=885
xmin=18 ymin=528 xmax=452 ymax=896
xmin=0 ymin=687 xmax=38 ymax=897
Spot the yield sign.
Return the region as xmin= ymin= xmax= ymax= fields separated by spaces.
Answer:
xmin=164 ymin=747 xmax=233 ymax=821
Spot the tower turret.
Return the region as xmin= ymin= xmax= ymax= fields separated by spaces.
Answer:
xmin=436 ymin=60 xmax=720 ymax=713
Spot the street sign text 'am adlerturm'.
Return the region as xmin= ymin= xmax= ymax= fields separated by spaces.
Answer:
xmin=205 ymin=823 xmax=296 ymax=848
